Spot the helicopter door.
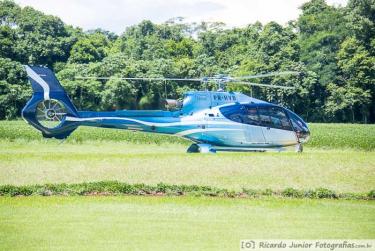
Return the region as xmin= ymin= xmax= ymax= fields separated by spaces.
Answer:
xmin=258 ymin=106 xmax=297 ymax=145
xmin=242 ymin=106 xmax=265 ymax=144
xmin=243 ymin=125 xmax=266 ymax=144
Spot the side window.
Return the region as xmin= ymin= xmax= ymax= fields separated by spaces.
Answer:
xmin=219 ymin=104 xmax=245 ymax=123
xmin=243 ymin=106 xmax=261 ymax=125
xmin=229 ymin=114 xmax=243 ymax=123
xmin=273 ymin=108 xmax=292 ymax=130
xmin=258 ymin=106 xmax=292 ymax=130
xmin=258 ymin=107 xmax=273 ymax=127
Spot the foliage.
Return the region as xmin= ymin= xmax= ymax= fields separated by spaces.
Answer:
xmin=69 ymin=32 xmax=110 ymax=64
xmin=0 ymin=181 xmax=372 ymax=200
xmin=368 ymin=190 xmax=375 ymax=199
xmin=0 ymin=58 xmax=30 ymax=119
xmin=0 ymin=0 xmax=374 ymax=123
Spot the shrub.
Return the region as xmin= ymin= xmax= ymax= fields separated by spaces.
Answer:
xmin=282 ymin=188 xmax=303 ymax=198
xmin=368 ymin=190 xmax=375 ymax=199
xmin=0 ymin=182 xmax=371 ymax=200
xmin=242 ymin=188 xmax=259 ymax=197
xmin=315 ymin=188 xmax=337 ymax=199
xmin=262 ymin=189 xmax=273 ymax=196
xmin=304 ymin=189 xmax=317 ymax=198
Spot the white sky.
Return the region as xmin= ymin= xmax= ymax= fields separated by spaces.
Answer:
xmin=16 ymin=0 xmax=348 ymax=34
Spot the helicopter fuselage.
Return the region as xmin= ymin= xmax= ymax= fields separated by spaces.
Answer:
xmin=64 ymin=91 xmax=310 ymax=151
xmin=22 ymin=66 xmax=310 ymax=152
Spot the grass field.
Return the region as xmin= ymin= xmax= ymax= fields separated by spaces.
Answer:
xmin=1 ymin=197 xmax=374 ymax=250
xmin=0 ymin=121 xmax=374 ymax=250
xmin=1 ymin=141 xmax=374 ymax=193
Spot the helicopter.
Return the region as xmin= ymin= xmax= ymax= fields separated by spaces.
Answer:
xmin=22 ymin=65 xmax=310 ymax=153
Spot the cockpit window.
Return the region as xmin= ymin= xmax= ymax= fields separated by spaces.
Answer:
xmin=257 ymin=106 xmax=292 ymax=130
xmin=271 ymin=107 xmax=292 ymax=130
xmin=220 ymin=104 xmax=245 ymax=123
xmin=243 ymin=106 xmax=261 ymax=125
xmin=220 ymin=104 xmax=293 ymax=130
xmin=257 ymin=107 xmax=273 ymax=127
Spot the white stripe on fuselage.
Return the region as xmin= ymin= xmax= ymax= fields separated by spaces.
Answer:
xmin=65 ymin=116 xmax=238 ymax=127
xmin=175 ymin=128 xmax=241 ymax=136
xmin=25 ymin=66 xmax=50 ymax=100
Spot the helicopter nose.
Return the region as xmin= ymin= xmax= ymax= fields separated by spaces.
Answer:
xmin=297 ymin=127 xmax=310 ymax=143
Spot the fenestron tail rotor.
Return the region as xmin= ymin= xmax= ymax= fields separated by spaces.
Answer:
xmin=35 ymin=99 xmax=67 ymax=129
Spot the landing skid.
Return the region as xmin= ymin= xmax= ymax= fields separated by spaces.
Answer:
xmin=187 ymin=144 xmax=216 ymax=153
xmin=187 ymin=144 xmax=303 ymax=153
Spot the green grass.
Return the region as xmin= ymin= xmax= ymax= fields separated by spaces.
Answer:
xmin=0 ymin=120 xmax=374 ymax=248
xmin=1 ymin=121 xmax=375 ymax=150
xmin=0 ymin=120 xmax=190 ymax=145
xmin=0 ymin=141 xmax=374 ymax=193
xmin=0 ymin=121 xmax=374 ymax=193
xmin=307 ymin=123 xmax=375 ymax=151
xmin=0 ymin=196 xmax=374 ymax=251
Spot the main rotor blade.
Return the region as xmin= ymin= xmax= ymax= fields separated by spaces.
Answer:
xmin=75 ymin=76 xmax=202 ymax=82
xmin=231 ymin=81 xmax=296 ymax=90
xmin=233 ymin=71 xmax=300 ymax=80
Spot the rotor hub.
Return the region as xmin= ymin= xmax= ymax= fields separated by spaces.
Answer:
xmin=45 ymin=109 xmax=56 ymax=119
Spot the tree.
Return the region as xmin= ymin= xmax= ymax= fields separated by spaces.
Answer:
xmin=345 ymin=0 xmax=375 ymax=49
xmin=325 ymin=83 xmax=371 ymax=122
xmin=297 ymin=0 xmax=346 ymax=85
xmin=0 ymin=0 xmax=78 ymax=66
xmin=0 ymin=0 xmax=374 ymax=123
xmin=101 ymin=79 xmax=138 ymax=110
xmin=69 ymin=32 xmax=110 ymax=64
xmin=0 ymin=25 xmax=16 ymax=58
xmin=335 ymin=37 xmax=374 ymax=122
xmin=0 ymin=57 xmax=30 ymax=119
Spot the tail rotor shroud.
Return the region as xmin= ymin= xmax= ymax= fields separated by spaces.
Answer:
xmin=35 ymin=99 xmax=67 ymax=129
xmin=22 ymin=65 xmax=80 ymax=139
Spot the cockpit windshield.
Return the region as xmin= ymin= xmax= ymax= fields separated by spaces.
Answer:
xmin=285 ymin=109 xmax=310 ymax=142
xmin=285 ymin=109 xmax=308 ymax=132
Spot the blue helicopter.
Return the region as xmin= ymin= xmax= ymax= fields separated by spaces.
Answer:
xmin=22 ymin=65 xmax=310 ymax=153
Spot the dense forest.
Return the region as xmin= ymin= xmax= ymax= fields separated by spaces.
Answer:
xmin=0 ymin=0 xmax=374 ymax=122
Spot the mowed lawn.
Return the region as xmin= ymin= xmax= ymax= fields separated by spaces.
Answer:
xmin=0 ymin=121 xmax=374 ymax=250
xmin=0 ymin=196 xmax=374 ymax=251
xmin=0 ymin=140 xmax=374 ymax=193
